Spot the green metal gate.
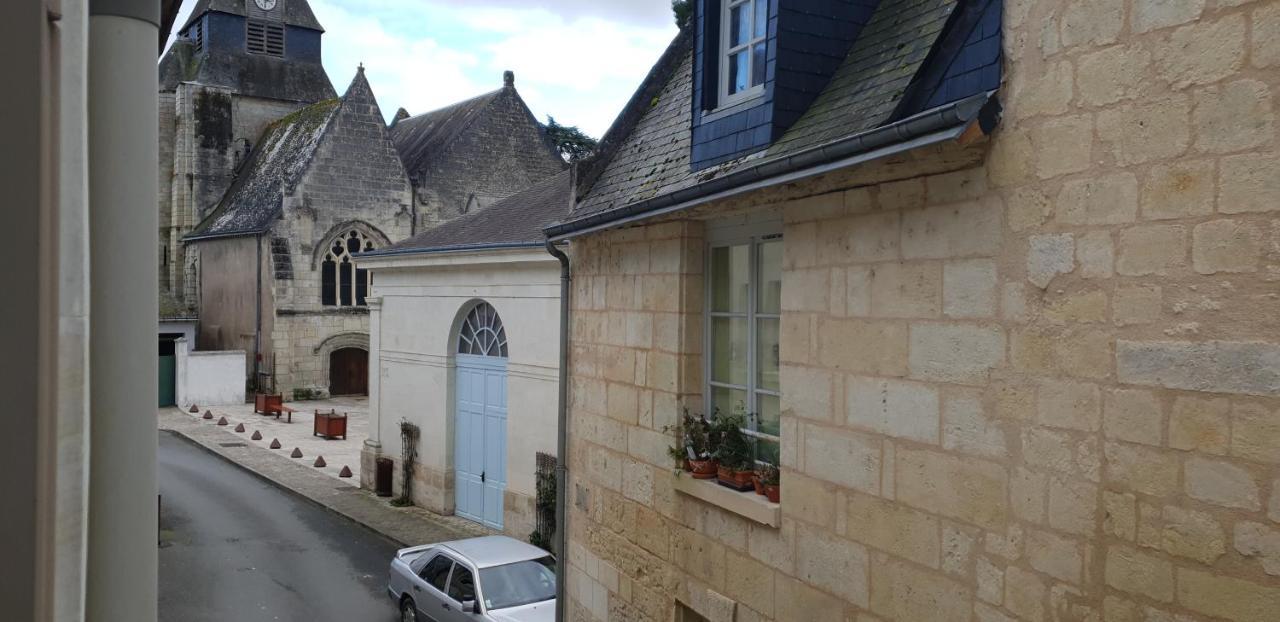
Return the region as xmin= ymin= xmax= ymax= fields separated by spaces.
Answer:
xmin=158 ymin=354 xmax=176 ymax=407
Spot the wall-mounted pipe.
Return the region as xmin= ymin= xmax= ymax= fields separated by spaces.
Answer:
xmin=543 ymin=238 xmax=570 ymax=622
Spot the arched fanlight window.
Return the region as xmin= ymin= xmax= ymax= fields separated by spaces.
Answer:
xmin=457 ymin=302 xmax=508 ymax=357
xmin=321 ymin=230 xmax=376 ymax=306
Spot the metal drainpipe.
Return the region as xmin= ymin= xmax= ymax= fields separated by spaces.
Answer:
xmin=544 ymin=238 xmax=570 ymax=622
xmin=87 ymin=1 xmax=160 ymax=620
xmin=254 ymin=233 xmax=263 ymax=389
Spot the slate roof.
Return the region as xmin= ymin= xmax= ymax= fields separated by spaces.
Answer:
xmin=367 ymin=170 xmax=571 ymax=255
xmin=388 ymin=90 xmax=503 ymax=176
xmin=572 ymin=0 xmax=959 ymax=220
xmin=180 ymin=0 xmax=325 ymax=33
xmin=158 ymin=38 xmax=337 ymax=103
xmin=187 ymin=97 xmax=340 ymax=239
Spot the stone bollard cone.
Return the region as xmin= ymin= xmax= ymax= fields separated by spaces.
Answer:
xmin=234 ymin=423 xmax=245 ymax=433
xmin=217 ymin=416 xmax=228 ymax=426
xmin=251 ymin=430 xmax=263 ymax=441
xmin=188 ymin=404 xmax=199 ymax=413
xmin=339 ymin=466 xmax=353 ymax=478
xmin=290 ymin=447 xmax=303 ymax=459
xmin=269 ymin=438 xmax=281 ymax=449
xmin=313 ymin=456 xmax=326 ymax=468
xmin=203 ymin=410 xmax=214 ymax=420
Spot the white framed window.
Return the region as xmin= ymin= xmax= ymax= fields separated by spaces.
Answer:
xmin=705 ymin=218 xmax=782 ymax=465
xmin=719 ymin=0 xmax=768 ymax=107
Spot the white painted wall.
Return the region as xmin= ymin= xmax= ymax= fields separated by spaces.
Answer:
xmin=362 ymin=249 xmax=561 ymax=517
xmin=175 ymin=339 xmax=246 ymax=406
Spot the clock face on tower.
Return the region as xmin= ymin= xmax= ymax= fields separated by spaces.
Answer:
xmin=255 ymin=0 xmax=277 ymax=10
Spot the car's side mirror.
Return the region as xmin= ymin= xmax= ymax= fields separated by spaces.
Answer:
xmin=462 ymin=599 xmax=480 ymax=615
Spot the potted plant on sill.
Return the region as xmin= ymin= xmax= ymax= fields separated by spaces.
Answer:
xmin=759 ymin=463 xmax=780 ymax=503
xmin=665 ymin=410 xmax=717 ymax=478
xmin=712 ymin=412 xmax=754 ymax=491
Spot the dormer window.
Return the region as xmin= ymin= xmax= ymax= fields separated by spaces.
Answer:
xmin=720 ymin=0 xmax=767 ymax=106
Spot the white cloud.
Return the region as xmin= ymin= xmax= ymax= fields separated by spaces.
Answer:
xmin=165 ymin=0 xmax=678 ymax=136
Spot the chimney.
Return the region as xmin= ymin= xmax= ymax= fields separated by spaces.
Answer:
xmin=503 ymin=70 xmax=515 ymax=88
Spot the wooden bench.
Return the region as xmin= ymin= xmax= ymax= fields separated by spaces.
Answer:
xmin=254 ymin=393 xmax=297 ymax=423
xmin=313 ymin=409 xmax=348 ymax=440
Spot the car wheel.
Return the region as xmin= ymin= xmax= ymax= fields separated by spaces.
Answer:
xmin=399 ymin=596 xmax=418 ymax=622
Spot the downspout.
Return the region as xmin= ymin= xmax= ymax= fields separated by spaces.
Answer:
xmin=544 ymin=237 xmax=570 ymax=622
xmin=254 ymin=233 xmax=262 ymax=390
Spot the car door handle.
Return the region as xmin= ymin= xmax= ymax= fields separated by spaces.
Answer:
xmin=442 ymin=603 xmax=451 ymax=610
xmin=413 ymin=585 xmax=421 ymax=592
xmin=481 ymin=471 xmax=485 ymax=483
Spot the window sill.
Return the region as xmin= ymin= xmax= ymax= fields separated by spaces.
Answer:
xmin=700 ymin=90 xmax=766 ymax=124
xmin=673 ymin=475 xmax=779 ymax=527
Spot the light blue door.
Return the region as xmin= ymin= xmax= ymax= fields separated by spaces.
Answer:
xmin=455 ymin=355 xmax=507 ymax=529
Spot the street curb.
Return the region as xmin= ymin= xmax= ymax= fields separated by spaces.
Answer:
xmin=158 ymin=408 xmax=493 ymax=548
xmin=161 ymin=428 xmax=411 ymax=548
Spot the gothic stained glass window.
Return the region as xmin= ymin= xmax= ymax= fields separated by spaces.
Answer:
xmin=457 ymin=302 xmax=508 ymax=358
xmin=322 ymin=230 xmax=375 ymax=307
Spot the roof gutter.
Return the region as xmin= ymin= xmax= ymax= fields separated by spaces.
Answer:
xmin=182 ymin=229 xmax=266 ymax=243
xmin=354 ymin=240 xmax=557 ymax=260
xmin=546 ymin=91 xmax=1000 ymax=242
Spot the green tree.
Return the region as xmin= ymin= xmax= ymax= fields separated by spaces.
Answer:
xmin=672 ymin=0 xmax=693 ymax=28
xmin=543 ymin=116 xmax=598 ymax=163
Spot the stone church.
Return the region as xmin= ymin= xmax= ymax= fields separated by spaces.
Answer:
xmin=159 ymin=0 xmax=566 ymax=399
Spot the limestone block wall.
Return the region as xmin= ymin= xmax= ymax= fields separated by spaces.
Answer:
xmin=267 ymin=77 xmax=413 ymax=395
xmin=563 ymin=2 xmax=1280 ymax=622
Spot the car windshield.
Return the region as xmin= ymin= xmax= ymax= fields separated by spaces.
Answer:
xmin=478 ymin=556 xmax=556 ymax=610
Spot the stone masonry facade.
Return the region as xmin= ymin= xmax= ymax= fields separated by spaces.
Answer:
xmin=563 ymin=2 xmax=1280 ymax=622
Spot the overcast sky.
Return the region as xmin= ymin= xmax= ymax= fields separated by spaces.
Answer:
xmin=165 ymin=0 xmax=679 ymax=137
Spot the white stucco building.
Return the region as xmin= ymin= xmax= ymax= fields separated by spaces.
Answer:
xmin=357 ymin=171 xmax=568 ymax=537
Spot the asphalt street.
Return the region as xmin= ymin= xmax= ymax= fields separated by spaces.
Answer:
xmin=159 ymin=431 xmax=400 ymax=622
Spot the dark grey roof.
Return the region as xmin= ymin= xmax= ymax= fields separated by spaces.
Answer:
xmin=180 ymin=0 xmax=325 ymax=33
xmin=188 ymin=97 xmax=340 ymax=239
xmin=572 ymin=0 xmax=957 ymax=220
xmin=388 ymin=90 xmax=503 ymax=176
xmin=368 ymin=170 xmax=571 ymax=255
xmin=158 ymin=38 xmax=336 ymax=102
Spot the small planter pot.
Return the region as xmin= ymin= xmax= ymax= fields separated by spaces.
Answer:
xmin=764 ymin=484 xmax=780 ymax=504
xmin=717 ymin=465 xmax=754 ymax=491
xmin=689 ymin=459 xmax=718 ymax=479
xmin=752 ymin=475 xmax=765 ymax=495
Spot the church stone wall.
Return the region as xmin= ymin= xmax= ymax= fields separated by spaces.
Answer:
xmin=267 ymin=76 xmax=412 ymax=397
xmin=162 ymin=84 xmax=307 ymax=307
xmin=413 ymin=88 xmax=565 ymax=231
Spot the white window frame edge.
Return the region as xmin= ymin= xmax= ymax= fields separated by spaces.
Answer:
xmin=717 ymin=0 xmax=766 ymax=109
xmin=703 ymin=216 xmax=783 ymax=462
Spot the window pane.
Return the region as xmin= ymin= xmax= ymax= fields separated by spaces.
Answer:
xmin=757 ymin=318 xmax=779 ymax=391
xmin=753 ymin=0 xmax=767 ymax=38
xmin=339 ymin=259 xmax=353 ymax=306
xmin=711 ymin=317 xmax=748 ymax=385
xmin=757 ymin=239 xmax=782 ymax=314
xmin=321 ymin=259 xmax=336 ymax=306
xmin=756 ymin=392 xmax=780 ymax=437
xmin=447 ymin=566 xmax=476 ymax=602
xmin=711 ymin=385 xmax=748 ymax=418
xmin=355 ymin=268 xmax=368 ymax=306
xmin=711 ymin=244 xmax=749 ymax=312
xmin=728 ymin=50 xmax=749 ymax=95
xmin=755 ymin=436 xmax=780 ymax=466
xmin=730 ymin=3 xmax=748 ymax=47
xmin=751 ymin=42 xmax=766 ymax=87
xmin=421 ymin=556 xmax=453 ymax=591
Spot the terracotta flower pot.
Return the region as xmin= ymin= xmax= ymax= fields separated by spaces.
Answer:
xmin=752 ymin=475 xmax=765 ymax=495
xmin=689 ymin=458 xmax=718 ymax=479
xmin=764 ymin=484 xmax=780 ymax=504
xmin=717 ymin=465 xmax=754 ymax=491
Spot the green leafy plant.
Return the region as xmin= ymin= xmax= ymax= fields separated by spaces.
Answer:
xmin=711 ymin=411 xmax=753 ymax=471
xmin=665 ymin=410 xmax=713 ymax=471
xmin=757 ymin=462 xmax=780 ymax=486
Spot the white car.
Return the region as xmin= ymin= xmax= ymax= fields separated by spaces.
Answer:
xmin=388 ymin=535 xmax=556 ymax=622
